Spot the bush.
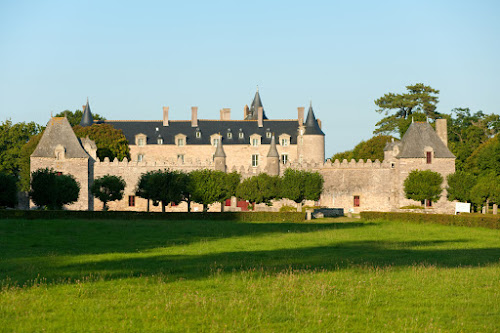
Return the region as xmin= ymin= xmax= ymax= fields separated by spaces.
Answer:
xmin=399 ymin=205 xmax=425 ymax=209
xmin=0 ymin=173 xmax=18 ymax=208
xmin=279 ymin=205 xmax=297 ymax=212
xmin=30 ymin=168 xmax=80 ymax=210
xmin=0 ymin=210 xmax=306 ymax=222
xmin=361 ymin=211 xmax=500 ymax=229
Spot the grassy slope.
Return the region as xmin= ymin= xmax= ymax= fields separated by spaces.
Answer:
xmin=0 ymin=217 xmax=499 ymax=332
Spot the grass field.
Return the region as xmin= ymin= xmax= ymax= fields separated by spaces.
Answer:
xmin=1 ymin=217 xmax=499 ymax=332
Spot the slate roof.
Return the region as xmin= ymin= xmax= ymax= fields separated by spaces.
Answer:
xmin=395 ymin=122 xmax=455 ymax=158
xmin=80 ymin=98 xmax=94 ymax=127
xmin=105 ymin=120 xmax=301 ymax=145
xmin=245 ymin=89 xmax=268 ymax=120
xmin=304 ymin=104 xmax=325 ymax=136
xmin=32 ymin=117 xmax=89 ymax=158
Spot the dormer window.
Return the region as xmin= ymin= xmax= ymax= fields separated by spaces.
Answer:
xmin=227 ymin=129 xmax=232 ymax=139
xmin=195 ymin=128 xmax=202 ymax=139
xmin=175 ymin=133 xmax=187 ymax=147
xmin=135 ymin=133 xmax=147 ymax=146
xmin=279 ymin=134 xmax=291 ymax=147
xmin=239 ymin=129 xmax=244 ymax=139
xmin=210 ymin=134 xmax=222 ymax=147
xmin=266 ymin=129 xmax=272 ymax=138
xmin=157 ymin=136 xmax=163 ymax=145
xmin=213 ymin=138 xmax=220 ymax=147
xmin=250 ymin=134 xmax=262 ymax=147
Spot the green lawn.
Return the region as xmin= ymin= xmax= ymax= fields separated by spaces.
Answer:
xmin=1 ymin=217 xmax=499 ymax=332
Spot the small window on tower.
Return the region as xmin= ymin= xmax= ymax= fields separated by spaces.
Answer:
xmin=426 ymin=151 xmax=432 ymax=164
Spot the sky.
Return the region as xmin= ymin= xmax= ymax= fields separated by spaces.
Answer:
xmin=1 ymin=0 xmax=499 ymax=157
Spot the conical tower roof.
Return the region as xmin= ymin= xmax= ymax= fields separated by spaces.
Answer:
xmin=79 ymin=98 xmax=94 ymax=127
xmin=304 ymin=103 xmax=324 ymax=135
xmin=214 ymin=138 xmax=226 ymax=158
xmin=246 ymin=88 xmax=268 ymax=120
xmin=267 ymin=135 xmax=279 ymax=157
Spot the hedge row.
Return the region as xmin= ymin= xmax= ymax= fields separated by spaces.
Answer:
xmin=360 ymin=211 xmax=500 ymax=229
xmin=0 ymin=210 xmax=305 ymax=223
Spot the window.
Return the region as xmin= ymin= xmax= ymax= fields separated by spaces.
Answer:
xmin=196 ymin=131 xmax=201 ymax=138
xmin=281 ymin=154 xmax=288 ymax=164
xmin=177 ymin=154 xmax=184 ymax=163
xmin=157 ymin=137 xmax=163 ymax=145
xmin=171 ymin=201 xmax=178 ymax=207
xmin=239 ymin=130 xmax=244 ymax=139
xmin=225 ymin=199 xmax=231 ymax=206
xmin=56 ymin=171 xmax=62 ymax=176
xmin=281 ymin=138 xmax=289 ymax=146
xmin=128 ymin=195 xmax=135 ymax=207
xmin=266 ymin=131 xmax=272 ymax=138
xmin=426 ymin=151 xmax=432 ymax=164
xmin=213 ymin=138 xmax=220 ymax=147
xmin=391 ymin=162 xmax=395 ymax=169
xmin=426 ymin=200 xmax=432 ymax=207
xmin=227 ymin=132 xmax=232 ymax=139
xmin=252 ymin=154 xmax=259 ymax=167
xmin=138 ymin=154 xmax=144 ymax=162
xmin=252 ymin=138 xmax=259 ymax=147
xmin=354 ymin=196 xmax=360 ymax=207
xmin=138 ymin=138 xmax=145 ymax=146
xmin=177 ymin=138 xmax=184 ymax=146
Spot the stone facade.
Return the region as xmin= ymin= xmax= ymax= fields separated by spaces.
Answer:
xmin=30 ymin=93 xmax=456 ymax=214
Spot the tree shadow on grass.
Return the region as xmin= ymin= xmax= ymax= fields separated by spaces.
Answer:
xmin=6 ymin=238 xmax=500 ymax=287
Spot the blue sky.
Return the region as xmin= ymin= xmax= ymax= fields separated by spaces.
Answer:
xmin=1 ymin=0 xmax=499 ymax=157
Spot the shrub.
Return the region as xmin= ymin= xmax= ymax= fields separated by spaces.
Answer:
xmin=91 ymin=175 xmax=126 ymax=211
xmin=0 ymin=173 xmax=18 ymax=208
xmin=30 ymin=168 xmax=80 ymax=210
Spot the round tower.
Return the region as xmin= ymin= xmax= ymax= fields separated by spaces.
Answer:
xmin=301 ymin=103 xmax=325 ymax=164
xmin=266 ymin=135 xmax=280 ymax=176
xmin=214 ymin=139 xmax=227 ymax=172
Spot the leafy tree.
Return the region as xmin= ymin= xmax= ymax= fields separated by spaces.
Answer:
xmin=374 ymin=83 xmax=439 ymax=136
xmin=135 ymin=171 xmax=155 ymax=212
xmin=464 ymin=134 xmax=500 ymax=177
xmin=189 ymin=169 xmax=233 ymax=212
xmin=0 ymin=173 xmax=18 ymax=208
xmin=220 ymin=172 xmax=241 ymax=212
xmin=18 ymin=132 xmax=43 ymax=192
xmin=91 ymin=175 xmax=126 ymax=211
xmin=281 ymin=169 xmax=324 ymax=211
xmin=236 ymin=173 xmax=281 ymax=210
xmin=135 ymin=169 xmax=185 ymax=213
xmin=403 ymin=170 xmax=443 ymax=206
xmin=446 ymin=108 xmax=500 ymax=171
xmin=331 ymin=135 xmax=396 ymax=162
xmin=446 ymin=171 xmax=477 ymax=203
xmin=73 ymin=124 xmax=130 ymax=161
xmin=55 ymin=110 xmax=105 ymax=127
xmin=0 ymin=120 xmax=42 ymax=179
xmin=30 ymin=168 xmax=80 ymax=210
xmin=331 ymin=150 xmax=353 ymax=162
xmin=470 ymin=173 xmax=500 ymax=211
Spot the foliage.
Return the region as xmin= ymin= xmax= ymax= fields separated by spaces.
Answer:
xmin=331 ymin=135 xmax=396 ymax=162
xmin=361 ymin=211 xmax=500 ymax=229
xmin=464 ymin=134 xmax=500 ymax=177
xmin=446 ymin=171 xmax=477 ymax=203
xmin=403 ymin=170 xmax=443 ymax=204
xmin=55 ymin=110 xmax=106 ymax=127
xmin=135 ymin=169 xmax=186 ymax=212
xmin=0 ymin=173 xmax=18 ymax=208
xmin=398 ymin=205 xmax=425 ymax=210
xmin=91 ymin=175 xmax=126 ymax=211
xmin=446 ymin=108 xmax=500 ymax=171
xmin=281 ymin=169 xmax=324 ymax=204
xmin=236 ymin=173 xmax=281 ymax=209
xmin=470 ymin=173 xmax=500 ymax=207
xmin=0 ymin=119 xmax=42 ymax=179
xmin=279 ymin=205 xmax=297 ymax=212
xmin=18 ymin=133 xmax=43 ymax=192
xmin=30 ymin=168 xmax=80 ymax=210
xmin=189 ymin=169 xmax=238 ymax=212
xmin=374 ymin=83 xmax=439 ymax=136
xmin=73 ymin=124 xmax=130 ymax=161
xmin=331 ymin=150 xmax=353 ymax=162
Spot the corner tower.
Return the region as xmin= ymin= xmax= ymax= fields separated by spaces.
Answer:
xmin=80 ymin=98 xmax=94 ymax=127
xmin=214 ymin=139 xmax=227 ymax=172
xmin=266 ymin=135 xmax=280 ymax=176
xmin=301 ymin=103 xmax=325 ymax=164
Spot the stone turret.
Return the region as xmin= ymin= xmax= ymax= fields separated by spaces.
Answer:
xmin=301 ymin=103 xmax=325 ymax=164
xmin=245 ymin=87 xmax=268 ymax=120
xmin=214 ymin=139 xmax=226 ymax=172
xmin=80 ymin=98 xmax=94 ymax=127
xmin=266 ymin=135 xmax=280 ymax=176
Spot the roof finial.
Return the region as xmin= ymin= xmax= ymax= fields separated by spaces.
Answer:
xmin=256 ymin=85 xmax=259 ymax=92
xmin=310 ymin=100 xmax=312 ymax=108
xmin=87 ymin=96 xmax=89 ymax=103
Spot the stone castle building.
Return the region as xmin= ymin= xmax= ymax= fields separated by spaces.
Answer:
xmin=31 ymin=90 xmax=456 ymax=213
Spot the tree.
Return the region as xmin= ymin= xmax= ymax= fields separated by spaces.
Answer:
xmin=135 ymin=171 xmax=155 ymax=212
xmin=73 ymin=124 xmax=130 ymax=161
xmin=374 ymin=83 xmax=439 ymax=136
xmin=135 ymin=169 xmax=185 ymax=213
xmin=470 ymin=173 xmax=500 ymax=211
xmin=18 ymin=132 xmax=43 ymax=192
xmin=0 ymin=173 xmax=18 ymax=208
xmin=464 ymin=134 xmax=500 ymax=177
xmin=30 ymin=168 xmax=80 ymax=210
xmin=446 ymin=171 xmax=477 ymax=203
xmin=331 ymin=150 xmax=353 ymax=162
xmin=236 ymin=173 xmax=281 ymax=210
xmin=0 ymin=120 xmax=42 ymax=179
xmin=220 ymin=172 xmax=241 ymax=212
xmin=91 ymin=175 xmax=126 ymax=211
xmin=403 ymin=170 xmax=443 ymax=207
xmin=281 ymin=169 xmax=324 ymax=211
xmin=189 ymin=169 xmax=232 ymax=212
xmin=55 ymin=110 xmax=105 ymax=127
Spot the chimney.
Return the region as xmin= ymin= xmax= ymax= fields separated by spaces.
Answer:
xmin=191 ymin=106 xmax=198 ymax=127
xmin=220 ymin=108 xmax=231 ymax=120
xmin=317 ymin=119 xmax=322 ymax=129
xmin=297 ymin=107 xmax=305 ymax=126
xmin=244 ymin=105 xmax=249 ymax=119
xmin=258 ymin=107 xmax=263 ymax=127
xmin=435 ymin=118 xmax=448 ymax=147
xmin=163 ymin=106 xmax=169 ymax=127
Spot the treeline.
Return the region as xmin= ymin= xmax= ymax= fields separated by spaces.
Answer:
xmin=0 ymin=168 xmax=324 ymax=212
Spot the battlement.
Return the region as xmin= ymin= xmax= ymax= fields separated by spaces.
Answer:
xmin=323 ymin=158 xmax=391 ymax=169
